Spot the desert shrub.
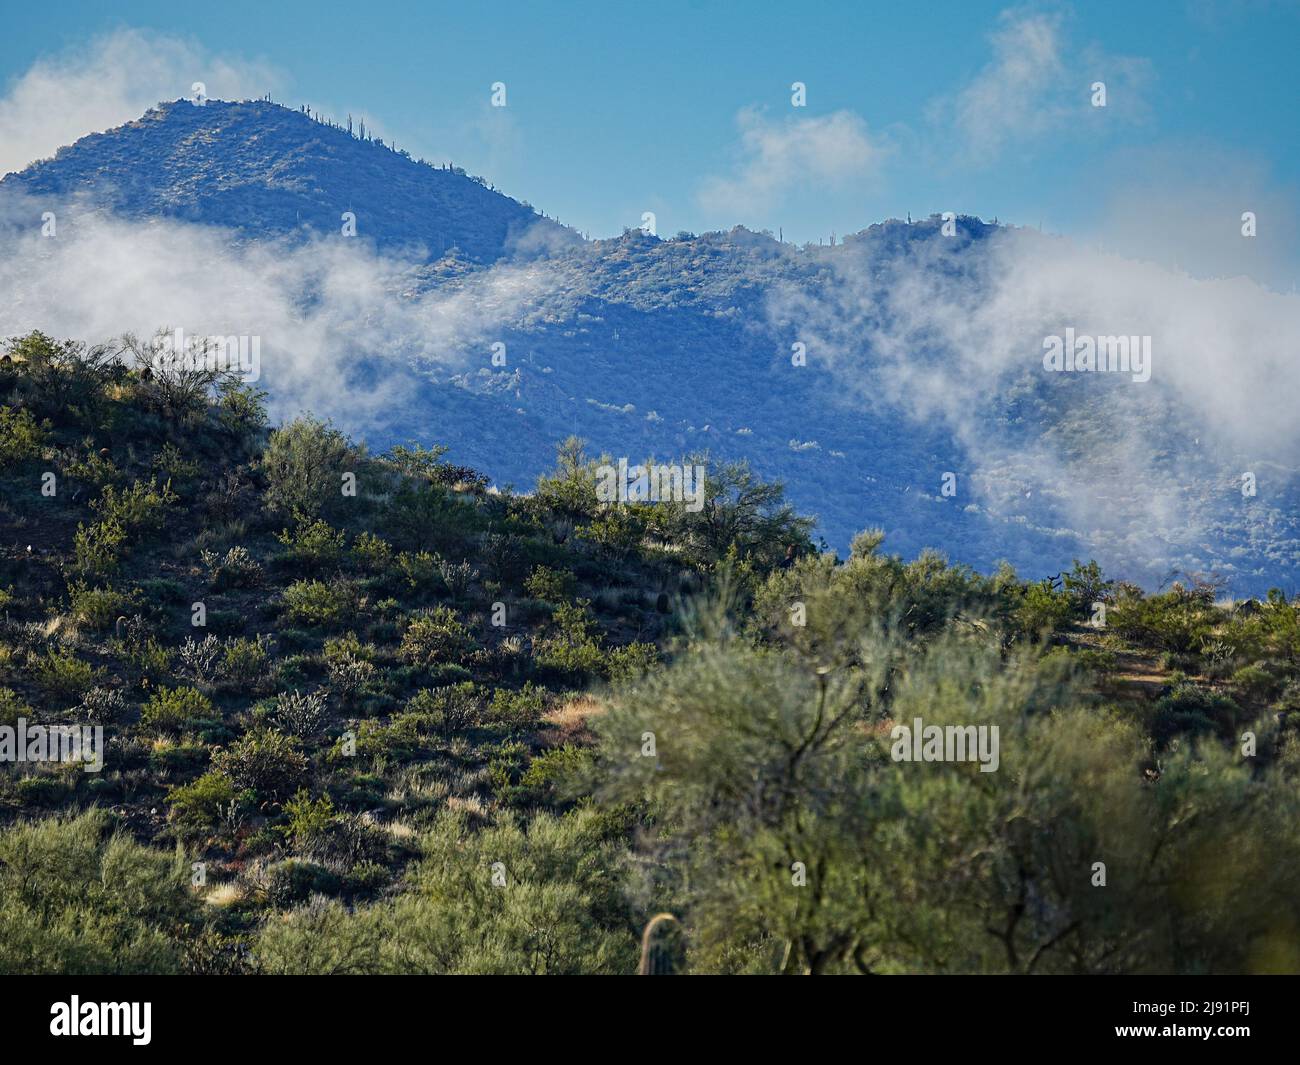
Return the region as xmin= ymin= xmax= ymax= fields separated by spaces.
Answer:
xmin=488 ymin=682 xmax=548 ymax=730
xmin=0 ymin=687 xmax=32 ymax=727
xmin=606 ymin=642 xmax=660 ymax=681
xmin=396 ymin=550 xmax=439 ymax=591
xmin=72 ymin=518 xmax=126 ymax=578
xmin=283 ymin=580 xmax=351 ymax=628
xmin=141 ymin=685 xmax=215 ymax=732
xmin=0 ymin=809 xmax=198 ymax=974
xmin=167 ymin=770 xmax=251 ymax=833
xmin=327 ymin=657 xmax=376 ymax=709
xmin=261 ymin=415 xmax=352 ymax=519
xmin=524 ymin=565 xmax=574 ymax=603
xmin=201 ymin=545 xmax=262 ymax=590
xmin=31 ymin=650 xmax=100 ymax=699
xmin=1110 ymin=585 xmax=1217 ymax=654
xmin=255 ymin=807 xmax=635 ymax=974
xmin=1016 ymin=582 xmax=1073 ymax=638
xmin=533 ymin=599 xmax=604 ymax=677
xmin=77 ymin=686 xmax=128 ymax=726
xmin=283 ymin=789 xmax=338 ymax=848
xmin=1231 ymin=663 xmax=1283 ymax=702
xmin=276 ymin=518 xmax=346 ymax=569
xmin=270 ymin=689 xmax=330 ymax=738
xmin=263 ymin=859 xmax=343 ymax=907
xmin=352 ymin=532 xmax=394 ymax=573
xmin=221 ymin=635 xmax=273 ymax=692
xmin=406 ymin=683 xmax=485 ymax=738
xmin=399 ymin=606 xmax=471 ymax=667
xmin=211 ymin=728 xmax=307 ymax=801
xmin=578 ymin=508 xmax=646 ymax=556
xmin=437 ymin=557 xmax=477 ymax=599
xmin=480 ymin=532 xmax=527 ymax=584
xmin=68 ymin=584 xmax=130 ymax=631
xmin=384 ymin=482 xmax=480 ymax=554
xmin=0 ymin=405 xmax=49 ymax=466
xmin=176 ymin=635 xmax=224 ymax=688
xmin=92 ymin=476 xmax=177 ymax=534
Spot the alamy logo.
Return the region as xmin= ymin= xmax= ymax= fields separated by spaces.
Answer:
xmin=0 ymin=718 xmax=103 ymax=772
xmin=1042 ymin=328 xmax=1151 ymax=383
xmin=150 ymin=327 xmax=261 ymax=382
xmin=890 ymin=717 xmax=1000 ymax=773
xmin=595 ymin=459 xmax=706 ymax=513
xmin=50 ymin=997 xmax=151 ymax=1045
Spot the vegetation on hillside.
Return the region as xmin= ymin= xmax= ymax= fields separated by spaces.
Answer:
xmin=2 ymin=331 xmax=1299 ymax=974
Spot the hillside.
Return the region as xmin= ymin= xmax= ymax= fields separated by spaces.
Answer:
xmin=2 ymin=102 xmax=1298 ymax=595
xmin=2 ymin=332 xmax=1300 ymax=974
xmin=1 ymin=98 xmax=575 ymax=263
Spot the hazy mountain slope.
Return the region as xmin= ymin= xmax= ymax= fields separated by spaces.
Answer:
xmin=3 ymin=101 xmax=1297 ymax=594
xmin=1 ymin=99 xmax=574 ymax=262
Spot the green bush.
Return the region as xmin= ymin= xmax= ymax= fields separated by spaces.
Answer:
xmin=31 ymin=650 xmax=101 ymax=699
xmin=0 ymin=405 xmax=49 ymax=466
xmin=141 ymin=685 xmax=215 ymax=732
xmin=211 ymin=728 xmax=308 ymax=800
xmin=68 ymin=584 xmax=131 ymax=631
xmin=167 ymin=770 xmax=251 ymax=832
xmin=277 ymin=518 xmax=346 ymax=569
xmin=283 ymin=579 xmax=351 ymax=628
xmin=399 ymin=606 xmax=471 ymax=667
xmin=0 ymin=809 xmax=198 ymax=974
xmin=262 ymin=415 xmax=352 ymax=519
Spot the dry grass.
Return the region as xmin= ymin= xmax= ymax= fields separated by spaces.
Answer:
xmin=538 ymin=694 xmax=605 ymax=746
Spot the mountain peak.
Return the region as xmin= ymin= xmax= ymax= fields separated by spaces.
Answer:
xmin=1 ymin=97 xmax=576 ymax=262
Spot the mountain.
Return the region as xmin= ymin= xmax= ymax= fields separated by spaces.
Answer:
xmin=3 ymin=100 xmax=1298 ymax=595
xmin=1 ymin=98 xmax=575 ymax=262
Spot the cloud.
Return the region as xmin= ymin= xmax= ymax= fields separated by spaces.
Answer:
xmin=698 ymin=107 xmax=888 ymax=217
xmin=0 ymin=27 xmax=285 ymax=177
xmin=766 ymin=221 xmax=1300 ymax=585
xmin=0 ymin=198 xmax=559 ymax=435
xmin=930 ymin=8 xmax=1151 ymax=166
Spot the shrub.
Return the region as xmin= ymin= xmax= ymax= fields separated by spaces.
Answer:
xmin=141 ymin=685 xmax=215 ymax=732
xmin=271 ymin=689 xmax=330 ymax=738
xmin=222 ymin=636 xmax=273 ymax=692
xmin=277 ymin=518 xmax=346 ymax=569
xmin=397 ymin=551 xmax=439 ymax=591
xmin=68 ymin=584 xmax=130 ymax=631
xmin=488 ymin=682 xmax=548 ymax=730
xmin=534 ymin=600 xmax=605 ymax=677
xmin=176 ymin=635 xmax=224 ymax=688
xmin=525 ymin=565 xmax=574 ymax=603
xmin=0 ymin=687 xmax=32 ymax=728
xmin=167 ymin=770 xmax=250 ymax=832
xmin=352 ymin=532 xmax=394 ymax=573
xmin=399 ymin=606 xmax=471 ymax=667
xmin=31 ymin=650 xmax=101 ymax=699
xmin=437 ymin=557 xmax=477 ymax=599
xmin=0 ymin=808 xmax=198 ymax=974
xmin=91 ymin=476 xmax=177 ymax=534
xmin=72 ymin=518 xmax=126 ymax=578
xmin=262 ymin=415 xmax=352 ymax=519
xmin=406 ymin=683 xmax=485 ymax=738
xmin=283 ymin=580 xmax=351 ymax=628
xmin=201 ymin=546 xmax=263 ymax=590
xmin=606 ymin=641 xmax=660 ymax=681
xmin=0 ymin=405 xmax=49 ymax=466
xmin=1016 ymin=582 xmax=1073 ymax=638
xmin=77 ymin=686 xmax=128 ymax=726
xmin=211 ymin=728 xmax=307 ymax=800
xmin=283 ymin=789 xmax=338 ymax=848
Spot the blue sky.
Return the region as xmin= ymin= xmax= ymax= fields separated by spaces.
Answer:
xmin=1 ymin=0 xmax=1297 ymax=265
